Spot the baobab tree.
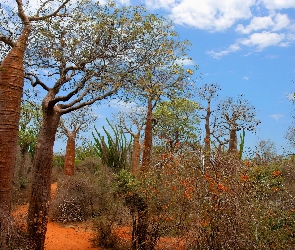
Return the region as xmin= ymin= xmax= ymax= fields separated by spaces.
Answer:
xmin=112 ymin=14 xmax=196 ymax=171
xmin=117 ymin=106 xmax=146 ymax=175
xmin=128 ymin=62 xmax=195 ymax=171
xmin=215 ymin=95 xmax=261 ymax=154
xmin=197 ymin=83 xmax=221 ymax=164
xmin=59 ymin=107 xmax=97 ymax=176
xmin=0 ymin=0 xmax=70 ymax=247
xmin=139 ymin=68 xmax=194 ymax=171
xmin=22 ymin=2 xmax=189 ymax=248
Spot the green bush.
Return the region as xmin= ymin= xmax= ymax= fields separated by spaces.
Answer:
xmin=92 ymin=165 xmax=131 ymax=249
xmin=92 ymin=119 xmax=132 ymax=172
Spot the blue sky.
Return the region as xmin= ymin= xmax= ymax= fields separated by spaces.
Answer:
xmin=5 ymin=0 xmax=293 ymax=154
xmin=77 ymin=0 xmax=295 ymax=155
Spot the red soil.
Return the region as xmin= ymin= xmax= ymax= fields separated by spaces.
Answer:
xmin=12 ymin=183 xmax=100 ymax=250
xmin=11 ymin=183 xmax=185 ymax=250
xmin=12 ymin=203 xmax=100 ymax=250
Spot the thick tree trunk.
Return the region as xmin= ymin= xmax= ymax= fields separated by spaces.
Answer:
xmin=131 ymin=134 xmax=141 ymax=176
xmin=228 ymin=128 xmax=238 ymax=154
xmin=64 ymin=132 xmax=76 ymax=176
xmin=141 ymin=98 xmax=153 ymax=172
xmin=0 ymin=25 xmax=30 ymax=249
xmin=27 ymin=104 xmax=61 ymax=250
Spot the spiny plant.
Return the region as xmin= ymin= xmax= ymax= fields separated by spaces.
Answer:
xmin=239 ymin=128 xmax=246 ymax=159
xmin=93 ymin=119 xmax=132 ymax=172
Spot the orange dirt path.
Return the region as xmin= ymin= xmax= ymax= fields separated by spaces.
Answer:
xmin=12 ymin=204 xmax=100 ymax=250
xmin=44 ymin=221 xmax=99 ymax=250
xmin=12 ymin=183 xmax=185 ymax=250
xmin=12 ymin=183 xmax=100 ymax=250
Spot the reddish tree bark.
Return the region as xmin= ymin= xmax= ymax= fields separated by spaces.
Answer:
xmin=119 ymin=110 xmax=144 ymax=176
xmin=64 ymin=131 xmax=76 ymax=176
xmin=228 ymin=128 xmax=238 ymax=154
xmin=0 ymin=2 xmax=70 ymax=247
xmin=27 ymin=97 xmax=61 ymax=250
xmin=141 ymin=98 xmax=153 ymax=172
xmin=131 ymin=134 xmax=141 ymax=176
xmin=204 ymin=99 xmax=211 ymax=165
xmin=0 ymin=25 xmax=30 ymax=250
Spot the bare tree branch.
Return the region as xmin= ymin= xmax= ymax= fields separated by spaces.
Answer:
xmin=59 ymin=87 xmax=119 ymax=115
xmin=53 ymin=77 xmax=90 ymax=104
xmin=29 ymin=0 xmax=71 ymax=21
xmin=16 ymin=0 xmax=30 ymax=25
xmin=25 ymin=73 xmax=50 ymax=91
xmin=0 ymin=36 xmax=16 ymax=47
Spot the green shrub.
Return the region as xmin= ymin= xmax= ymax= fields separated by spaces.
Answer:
xmin=92 ymin=119 xmax=132 ymax=172
xmin=92 ymin=165 xmax=131 ymax=249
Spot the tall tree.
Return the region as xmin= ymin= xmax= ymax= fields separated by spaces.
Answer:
xmin=197 ymin=83 xmax=221 ymax=163
xmin=117 ymin=106 xmax=146 ymax=175
xmin=215 ymin=95 xmax=261 ymax=154
xmin=60 ymin=107 xmax=97 ymax=176
xmin=22 ymin=2 xmax=187 ymax=248
xmin=129 ymin=68 xmax=195 ymax=171
xmin=0 ymin=1 xmax=70 ymax=248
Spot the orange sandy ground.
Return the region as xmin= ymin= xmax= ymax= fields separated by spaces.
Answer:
xmin=12 ymin=204 xmax=100 ymax=250
xmin=12 ymin=183 xmax=185 ymax=250
xmin=12 ymin=183 xmax=100 ymax=250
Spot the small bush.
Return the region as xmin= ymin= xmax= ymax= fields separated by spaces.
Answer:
xmin=92 ymin=215 xmax=125 ymax=250
xmin=75 ymin=156 xmax=100 ymax=175
xmin=92 ymin=164 xmax=131 ymax=249
xmin=49 ymin=175 xmax=94 ymax=222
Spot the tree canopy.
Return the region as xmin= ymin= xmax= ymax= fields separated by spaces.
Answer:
xmin=153 ymin=98 xmax=200 ymax=150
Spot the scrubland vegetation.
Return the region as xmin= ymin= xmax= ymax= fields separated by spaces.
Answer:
xmin=1 ymin=1 xmax=295 ymax=249
xmin=9 ymin=136 xmax=295 ymax=250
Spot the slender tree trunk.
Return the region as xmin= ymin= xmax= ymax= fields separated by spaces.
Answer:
xmin=20 ymin=147 xmax=27 ymax=177
xmin=204 ymin=102 xmax=211 ymax=165
xmin=228 ymin=128 xmax=238 ymax=154
xmin=137 ymin=200 xmax=148 ymax=250
xmin=131 ymin=134 xmax=141 ymax=176
xmin=0 ymin=25 xmax=30 ymax=249
xmin=27 ymin=104 xmax=61 ymax=250
xmin=64 ymin=132 xmax=76 ymax=176
xmin=18 ymin=146 xmax=28 ymax=187
xmin=141 ymin=98 xmax=153 ymax=172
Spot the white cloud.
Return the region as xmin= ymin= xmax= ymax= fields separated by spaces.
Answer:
xmin=270 ymin=114 xmax=284 ymax=121
xmin=236 ymin=16 xmax=274 ymax=34
xmin=239 ymin=31 xmax=286 ymax=50
xmin=117 ymin=0 xmax=131 ymax=5
xmin=236 ymin=13 xmax=290 ymax=34
xmin=108 ymin=99 xmax=137 ymax=111
xmin=273 ymin=13 xmax=291 ymax=30
xmin=208 ymin=30 xmax=292 ymax=58
xmin=265 ymin=54 xmax=279 ymax=58
xmin=168 ymin=0 xmax=253 ymax=32
xmin=175 ymin=57 xmax=195 ymax=66
xmin=206 ymin=44 xmax=241 ymax=59
xmin=144 ymin=0 xmax=176 ymax=9
xmin=262 ymin=0 xmax=295 ymax=9
xmin=243 ymin=76 xmax=249 ymax=80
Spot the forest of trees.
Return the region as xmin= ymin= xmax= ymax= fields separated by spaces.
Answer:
xmin=1 ymin=1 xmax=295 ymax=250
